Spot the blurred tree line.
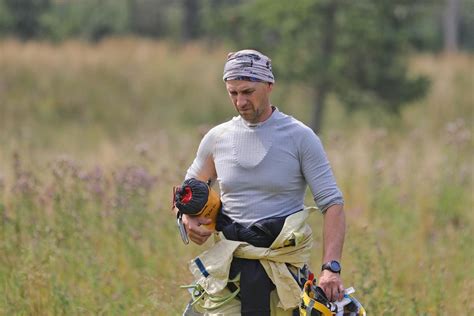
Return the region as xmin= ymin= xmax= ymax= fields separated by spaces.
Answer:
xmin=0 ymin=0 xmax=472 ymax=131
xmin=0 ymin=0 xmax=471 ymax=50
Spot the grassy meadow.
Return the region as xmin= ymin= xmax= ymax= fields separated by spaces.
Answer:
xmin=0 ymin=38 xmax=472 ymax=315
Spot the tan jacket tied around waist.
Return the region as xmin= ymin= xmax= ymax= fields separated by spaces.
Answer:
xmin=188 ymin=207 xmax=317 ymax=310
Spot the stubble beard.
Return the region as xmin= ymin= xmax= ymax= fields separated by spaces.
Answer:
xmin=239 ymin=108 xmax=260 ymax=124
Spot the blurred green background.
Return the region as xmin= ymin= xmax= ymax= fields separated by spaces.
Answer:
xmin=0 ymin=1 xmax=472 ymax=315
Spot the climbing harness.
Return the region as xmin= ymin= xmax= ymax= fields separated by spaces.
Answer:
xmin=176 ymin=203 xmax=366 ymax=315
xmin=182 ymin=263 xmax=366 ymax=315
xmin=299 ymin=277 xmax=366 ymax=316
xmin=181 ymin=274 xmax=241 ymax=313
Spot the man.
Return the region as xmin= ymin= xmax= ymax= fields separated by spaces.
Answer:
xmin=177 ymin=49 xmax=345 ymax=315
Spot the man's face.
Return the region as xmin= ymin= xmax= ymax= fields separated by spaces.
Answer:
xmin=225 ymin=80 xmax=273 ymax=124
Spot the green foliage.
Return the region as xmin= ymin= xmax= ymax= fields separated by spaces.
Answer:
xmin=0 ymin=40 xmax=472 ymax=314
xmin=0 ymin=0 xmax=473 ymax=53
xmin=225 ymin=0 xmax=429 ymax=117
xmin=39 ymin=0 xmax=129 ymax=42
xmin=0 ymin=0 xmax=13 ymax=33
xmin=129 ymin=0 xmax=184 ymax=39
xmin=460 ymin=0 xmax=474 ymax=50
xmin=0 ymin=155 xmax=189 ymax=314
xmin=408 ymin=0 xmax=474 ymax=51
xmin=407 ymin=1 xmax=445 ymax=51
xmin=199 ymin=0 xmax=243 ymax=42
xmin=2 ymin=0 xmax=50 ymax=39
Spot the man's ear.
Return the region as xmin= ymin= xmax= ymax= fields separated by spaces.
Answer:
xmin=267 ymin=83 xmax=274 ymax=92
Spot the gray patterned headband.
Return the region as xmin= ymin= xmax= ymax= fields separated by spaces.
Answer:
xmin=223 ymin=49 xmax=275 ymax=83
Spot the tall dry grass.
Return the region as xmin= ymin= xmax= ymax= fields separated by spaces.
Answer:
xmin=0 ymin=38 xmax=472 ymax=315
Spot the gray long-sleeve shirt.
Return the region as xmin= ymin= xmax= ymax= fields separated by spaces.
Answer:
xmin=186 ymin=108 xmax=343 ymax=227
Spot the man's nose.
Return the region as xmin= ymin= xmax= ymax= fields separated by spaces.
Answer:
xmin=236 ymin=94 xmax=247 ymax=107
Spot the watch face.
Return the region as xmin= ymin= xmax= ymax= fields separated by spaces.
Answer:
xmin=330 ymin=261 xmax=341 ymax=272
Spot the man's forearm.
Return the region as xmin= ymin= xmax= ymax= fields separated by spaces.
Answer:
xmin=322 ymin=204 xmax=346 ymax=263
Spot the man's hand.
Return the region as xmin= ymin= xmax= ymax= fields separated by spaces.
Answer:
xmin=318 ymin=270 xmax=344 ymax=302
xmin=319 ymin=204 xmax=345 ymax=301
xmin=182 ymin=213 xmax=213 ymax=245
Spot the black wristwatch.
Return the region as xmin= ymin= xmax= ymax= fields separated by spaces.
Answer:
xmin=321 ymin=260 xmax=341 ymax=274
